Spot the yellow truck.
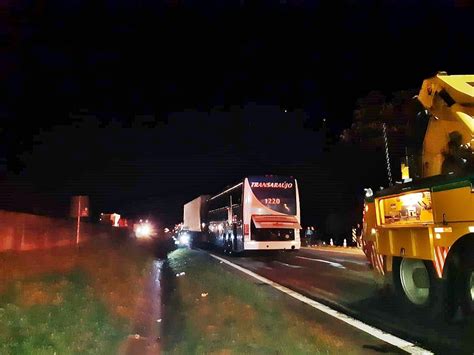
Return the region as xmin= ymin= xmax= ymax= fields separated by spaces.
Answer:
xmin=362 ymin=72 xmax=474 ymax=319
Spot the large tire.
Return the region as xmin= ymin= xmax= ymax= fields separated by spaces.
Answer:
xmin=394 ymin=257 xmax=430 ymax=307
xmin=393 ymin=257 xmax=451 ymax=320
xmin=231 ymin=234 xmax=241 ymax=257
xmin=459 ymin=247 xmax=474 ymax=317
xmin=223 ymin=234 xmax=230 ymax=254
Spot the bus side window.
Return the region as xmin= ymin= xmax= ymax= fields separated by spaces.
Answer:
xmin=231 ymin=186 xmax=242 ymax=205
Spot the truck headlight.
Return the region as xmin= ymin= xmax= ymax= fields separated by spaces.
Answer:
xmin=179 ymin=233 xmax=190 ymax=245
xmin=135 ymin=223 xmax=153 ymax=239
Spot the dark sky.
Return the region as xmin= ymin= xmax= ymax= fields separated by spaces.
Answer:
xmin=1 ymin=0 xmax=473 ymax=226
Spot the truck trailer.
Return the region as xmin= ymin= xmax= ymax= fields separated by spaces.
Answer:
xmin=180 ymin=195 xmax=210 ymax=246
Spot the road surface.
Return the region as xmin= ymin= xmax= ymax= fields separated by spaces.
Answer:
xmin=214 ymin=246 xmax=473 ymax=354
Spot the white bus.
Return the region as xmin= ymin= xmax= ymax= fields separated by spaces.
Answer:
xmin=206 ymin=175 xmax=301 ymax=253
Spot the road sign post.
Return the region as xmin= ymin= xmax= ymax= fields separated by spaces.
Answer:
xmin=70 ymin=196 xmax=89 ymax=246
xmin=76 ymin=197 xmax=81 ymax=245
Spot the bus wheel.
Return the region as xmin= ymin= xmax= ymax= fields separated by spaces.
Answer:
xmin=222 ymin=235 xmax=229 ymax=254
xmin=225 ymin=235 xmax=233 ymax=255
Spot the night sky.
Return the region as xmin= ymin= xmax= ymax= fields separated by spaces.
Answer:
xmin=1 ymin=1 xmax=473 ymax=227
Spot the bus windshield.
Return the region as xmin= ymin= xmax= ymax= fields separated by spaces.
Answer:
xmin=248 ymin=176 xmax=296 ymax=215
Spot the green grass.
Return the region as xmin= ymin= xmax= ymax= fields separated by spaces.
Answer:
xmin=0 ymin=270 xmax=128 ymax=355
xmin=162 ymin=249 xmax=363 ymax=355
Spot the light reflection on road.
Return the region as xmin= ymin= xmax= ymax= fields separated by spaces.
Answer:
xmin=295 ymin=255 xmax=346 ymax=269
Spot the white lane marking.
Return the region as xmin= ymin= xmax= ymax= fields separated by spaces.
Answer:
xmin=274 ymin=260 xmax=303 ymax=269
xmin=210 ymin=253 xmax=433 ymax=355
xmin=296 ymin=256 xmax=346 ymax=269
xmin=301 ymin=247 xmax=364 ymax=256
xmin=329 ymin=257 xmax=369 ymax=266
xmin=302 ymin=249 xmax=368 ymax=264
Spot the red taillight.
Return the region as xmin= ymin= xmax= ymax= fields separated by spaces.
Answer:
xmin=244 ymin=224 xmax=249 ymax=235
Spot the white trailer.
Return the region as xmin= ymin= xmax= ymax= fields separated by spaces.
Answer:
xmin=178 ymin=195 xmax=210 ymax=246
xmin=183 ymin=195 xmax=209 ymax=232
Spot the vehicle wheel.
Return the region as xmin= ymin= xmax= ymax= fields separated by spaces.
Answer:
xmin=226 ymin=234 xmax=233 ymax=255
xmin=231 ymin=235 xmax=240 ymax=256
xmin=393 ymin=258 xmax=455 ymax=321
xmin=459 ymin=248 xmax=474 ymax=317
xmin=227 ymin=239 xmax=233 ymax=255
xmin=393 ymin=257 xmax=449 ymax=319
xmin=397 ymin=258 xmax=431 ymax=306
xmin=223 ymin=234 xmax=229 ymax=254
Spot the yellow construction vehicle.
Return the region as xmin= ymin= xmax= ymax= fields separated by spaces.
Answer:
xmin=362 ymin=72 xmax=474 ymax=319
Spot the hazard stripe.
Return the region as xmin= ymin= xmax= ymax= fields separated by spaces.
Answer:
xmin=375 ymin=245 xmax=385 ymax=275
xmin=378 ymin=254 xmax=385 ymax=275
xmin=433 ymin=247 xmax=443 ymax=278
xmin=442 ymin=247 xmax=448 ymax=259
xmin=370 ymin=242 xmax=385 ymax=275
xmin=433 ymin=246 xmax=450 ymax=279
xmin=371 ymin=247 xmax=376 ymax=270
xmin=362 ymin=240 xmax=384 ymax=275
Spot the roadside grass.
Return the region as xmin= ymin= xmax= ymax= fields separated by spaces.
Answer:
xmin=163 ymin=249 xmax=362 ymax=354
xmin=0 ymin=239 xmax=156 ymax=354
xmin=0 ymin=270 xmax=128 ymax=354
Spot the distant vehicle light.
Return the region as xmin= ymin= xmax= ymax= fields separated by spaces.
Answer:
xmin=135 ymin=222 xmax=154 ymax=239
xmin=141 ymin=224 xmax=151 ymax=235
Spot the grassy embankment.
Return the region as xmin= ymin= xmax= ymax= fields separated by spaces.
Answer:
xmin=163 ymin=248 xmax=365 ymax=354
xmin=0 ymin=239 xmax=154 ymax=354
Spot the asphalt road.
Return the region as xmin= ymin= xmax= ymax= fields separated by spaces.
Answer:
xmin=214 ymin=246 xmax=474 ymax=354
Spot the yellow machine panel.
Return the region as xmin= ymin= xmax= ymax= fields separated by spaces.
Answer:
xmin=376 ymin=227 xmax=433 ymax=260
xmin=377 ymin=190 xmax=434 ymax=226
xmin=431 ymin=186 xmax=474 ymax=224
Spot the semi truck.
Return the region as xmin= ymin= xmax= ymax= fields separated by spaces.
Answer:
xmin=362 ymin=72 xmax=474 ymax=320
xmin=180 ymin=195 xmax=210 ymax=246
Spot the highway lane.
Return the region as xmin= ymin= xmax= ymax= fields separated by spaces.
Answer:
xmin=215 ymin=247 xmax=474 ymax=354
